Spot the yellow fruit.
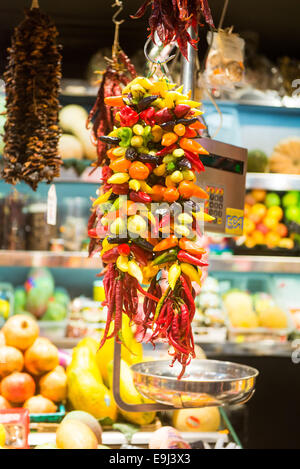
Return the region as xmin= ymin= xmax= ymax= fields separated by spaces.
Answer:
xmin=252 ymin=230 xmax=265 ymax=245
xmin=224 ymin=292 xmax=259 ymax=328
xmin=172 ymin=407 xmax=220 ymax=432
xmin=96 ymin=315 xmax=142 ymax=386
xmin=265 ymin=231 xmax=280 ymax=248
xmin=258 ymin=307 xmax=287 ymax=329
xmin=244 ymin=236 xmax=256 ymax=249
xmin=0 ymin=424 xmax=6 ymax=447
xmin=107 ymin=359 xmax=156 ymax=426
xmin=243 ymin=218 xmax=255 ymax=235
xmin=267 ymin=206 xmax=283 ymax=221
xmin=251 ymin=189 xmax=266 ymax=202
xmin=67 ymin=346 xmax=117 ymax=422
xmin=251 ymin=203 xmax=267 ymax=222
xmin=278 ymin=238 xmax=294 ymax=249
xmin=56 ymin=419 xmax=98 ymax=449
xmin=263 ymin=217 xmax=279 ymax=231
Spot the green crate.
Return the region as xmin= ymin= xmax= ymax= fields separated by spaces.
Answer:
xmin=29 ymin=403 xmax=66 ymax=423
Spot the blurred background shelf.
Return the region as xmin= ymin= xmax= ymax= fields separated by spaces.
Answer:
xmin=246 ymin=173 xmax=300 ymax=191
xmin=0 ymin=250 xmax=299 ymax=273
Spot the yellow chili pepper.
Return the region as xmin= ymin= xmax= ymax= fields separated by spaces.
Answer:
xmin=165 ymin=175 xmax=176 ymax=188
xmin=139 ymin=181 xmax=153 ymax=194
xmin=151 ymin=125 xmax=163 ymax=142
xmin=107 ymin=173 xmax=130 ymax=184
xmin=192 ymin=211 xmax=215 ymax=222
xmin=92 ymin=188 xmax=112 ymax=207
xmin=129 ymin=179 xmax=141 ymax=191
xmin=116 ymin=255 xmax=129 ymax=272
xmin=128 ymin=260 xmax=143 ymax=284
xmin=112 ymin=146 xmax=126 ymax=157
xmin=168 ymin=263 xmax=181 ymax=290
xmin=100 ymin=237 xmax=117 ymax=256
xmin=180 ymin=262 xmax=202 ymax=286
xmin=153 ymin=163 xmax=166 ymax=176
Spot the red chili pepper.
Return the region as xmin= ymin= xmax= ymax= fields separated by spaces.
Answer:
xmin=145 ymin=162 xmax=155 ymax=173
xmin=117 ymin=243 xmax=130 ymax=256
xmin=156 ymin=144 xmax=177 ymax=157
xmin=184 ymin=150 xmax=205 ymax=172
xmin=119 ymin=105 xmax=139 ymax=127
xmin=183 ymin=127 xmax=197 ymax=138
xmin=129 ymin=190 xmax=152 ymax=203
xmin=174 ymin=104 xmax=191 ymax=118
xmin=140 ymin=107 xmax=156 ymax=125
xmin=154 ymin=107 xmax=174 ymax=124
xmin=88 ymin=228 xmax=98 ymax=238
xmin=130 ymin=243 xmax=151 ymax=266
xmin=111 ymin=182 xmax=129 ymax=194
xmin=102 ymin=246 xmax=120 ymax=263
xmin=177 ymin=250 xmax=209 ymax=266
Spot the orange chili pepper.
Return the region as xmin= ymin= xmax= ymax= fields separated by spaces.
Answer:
xmin=161 ymin=132 xmax=178 ymax=146
xmin=179 ymin=138 xmax=209 ymax=154
xmin=192 ymin=184 xmax=209 ymax=199
xmin=104 ymin=95 xmax=125 ymax=107
xmin=173 ymin=124 xmax=186 ymax=136
xmin=106 ymin=148 xmax=117 ymax=160
xmin=110 ymin=156 xmax=131 ymax=173
xmin=153 ymin=235 xmax=178 ymax=252
xmin=163 ymin=187 xmax=179 ymax=202
xmin=151 ymin=185 xmax=166 ymax=201
xmin=178 ymin=180 xmax=194 ymax=198
xmin=129 ymin=161 xmax=149 ymax=180
xmin=189 ymin=120 xmax=206 ymax=130
xmin=178 ymin=237 xmax=206 ymax=257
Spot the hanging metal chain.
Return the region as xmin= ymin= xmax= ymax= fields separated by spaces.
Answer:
xmin=111 ymin=0 xmax=124 ymax=61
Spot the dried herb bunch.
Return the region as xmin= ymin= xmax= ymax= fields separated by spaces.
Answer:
xmin=3 ymin=7 xmax=62 ymax=190
xmin=132 ymin=0 xmax=214 ymax=59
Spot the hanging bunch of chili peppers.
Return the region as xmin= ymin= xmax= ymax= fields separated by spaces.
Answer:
xmin=88 ymin=75 xmax=215 ymax=378
xmin=87 ymin=2 xmax=137 ymax=170
xmin=132 ymin=0 xmax=214 ymax=59
xmin=2 ymin=6 xmax=62 ymax=190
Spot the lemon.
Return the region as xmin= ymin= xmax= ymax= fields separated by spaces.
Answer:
xmin=0 ymin=424 xmax=6 ymax=447
xmin=0 ymin=299 xmax=10 ymax=319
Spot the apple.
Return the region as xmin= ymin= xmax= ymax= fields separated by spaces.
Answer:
xmin=3 ymin=315 xmax=39 ymax=351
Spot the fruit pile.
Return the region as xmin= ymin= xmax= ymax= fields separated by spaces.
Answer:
xmin=242 ymin=189 xmax=300 ymax=250
xmin=88 ymin=76 xmax=214 ymax=378
xmin=0 ymin=315 xmax=67 ymax=413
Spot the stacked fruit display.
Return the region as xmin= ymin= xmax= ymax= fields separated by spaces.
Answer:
xmin=88 ymin=76 xmax=214 ymax=378
xmin=242 ymin=189 xmax=300 ymax=250
xmin=0 ymin=315 xmax=67 ymax=413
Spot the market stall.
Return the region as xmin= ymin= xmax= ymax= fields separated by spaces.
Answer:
xmin=0 ymin=0 xmax=299 ymax=451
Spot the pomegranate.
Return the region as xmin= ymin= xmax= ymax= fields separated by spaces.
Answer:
xmin=3 ymin=315 xmax=39 ymax=351
xmin=1 ymin=372 xmax=36 ymax=404
xmin=23 ymin=395 xmax=57 ymax=414
xmin=24 ymin=338 xmax=59 ymax=376
xmin=39 ymin=366 xmax=67 ymax=402
xmin=0 ymin=345 xmax=24 ymax=379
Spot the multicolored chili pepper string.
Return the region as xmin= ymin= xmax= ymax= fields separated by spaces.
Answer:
xmin=88 ymin=75 xmax=216 ymax=378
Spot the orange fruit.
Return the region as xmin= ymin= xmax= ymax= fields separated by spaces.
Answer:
xmin=276 ymin=223 xmax=288 ymax=238
xmin=252 ymin=230 xmax=265 ymax=245
xmin=243 ymin=218 xmax=255 ymax=235
xmin=251 ymin=189 xmax=266 ymax=202
xmin=251 ymin=203 xmax=267 ymax=222
xmin=244 ymin=236 xmax=256 ymax=248
xmin=265 ymin=231 xmax=280 ymax=248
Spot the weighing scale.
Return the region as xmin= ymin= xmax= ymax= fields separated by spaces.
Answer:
xmin=111 ymin=30 xmax=257 ymax=413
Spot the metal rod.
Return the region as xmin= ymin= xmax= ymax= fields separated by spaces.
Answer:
xmin=181 ymin=27 xmax=197 ymax=98
xmin=112 ymin=322 xmax=174 ymax=412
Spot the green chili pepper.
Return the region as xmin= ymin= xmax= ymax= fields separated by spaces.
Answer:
xmin=117 ymin=127 xmax=133 ymax=147
xmin=143 ymin=125 xmax=153 ymax=145
xmin=167 ymin=161 xmax=177 ymax=173
xmin=152 ymin=286 xmax=171 ymax=325
xmin=152 ymin=248 xmax=178 ymax=266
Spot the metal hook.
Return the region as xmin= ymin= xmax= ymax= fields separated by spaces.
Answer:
xmin=144 ymin=37 xmax=177 ymax=65
xmin=112 ymin=0 xmax=125 ymax=26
